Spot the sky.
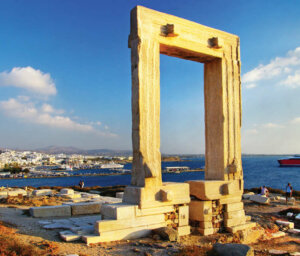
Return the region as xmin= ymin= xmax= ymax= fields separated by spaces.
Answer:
xmin=0 ymin=0 xmax=300 ymax=154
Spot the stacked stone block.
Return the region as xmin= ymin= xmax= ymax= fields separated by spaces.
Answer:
xmin=82 ymin=182 xmax=190 ymax=245
xmin=187 ymin=180 xmax=255 ymax=235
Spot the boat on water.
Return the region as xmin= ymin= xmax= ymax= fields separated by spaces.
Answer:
xmin=278 ymin=156 xmax=300 ymax=167
xmin=100 ymin=163 xmax=124 ymax=169
xmin=59 ymin=164 xmax=73 ymax=171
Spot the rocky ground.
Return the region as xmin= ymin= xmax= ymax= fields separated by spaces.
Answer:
xmin=0 ymin=190 xmax=299 ymax=256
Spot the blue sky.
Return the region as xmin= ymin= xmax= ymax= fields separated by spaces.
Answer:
xmin=0 ymin=0 xmax=300 ymax=154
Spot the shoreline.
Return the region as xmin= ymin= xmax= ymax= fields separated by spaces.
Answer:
xmin=0 ymin=169 xmax=204 ymax=180
xmin=1 ymin=183 xmax=298 ymax=198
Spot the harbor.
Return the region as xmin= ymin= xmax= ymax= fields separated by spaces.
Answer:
xmin=1 ymin=155 xmax=299 ymax=191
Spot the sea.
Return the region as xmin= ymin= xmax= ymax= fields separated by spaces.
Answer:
xmin=0 ymin=155 xmax=299 ymax=191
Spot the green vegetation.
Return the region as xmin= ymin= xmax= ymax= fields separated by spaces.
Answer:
xmin=1 ymin=164 xmax=29 ymax=174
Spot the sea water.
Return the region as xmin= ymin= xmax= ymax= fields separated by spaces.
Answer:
xmin=0 ymin=155 xmax=299 ymax=191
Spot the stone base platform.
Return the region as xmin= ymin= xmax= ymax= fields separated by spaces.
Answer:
xmin=83 ymin=182 xmax=190 ymax=245
xmin=187 ymin=179 xmax=255 ymax=235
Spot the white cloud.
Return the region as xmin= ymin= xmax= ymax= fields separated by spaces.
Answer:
xmin=89 ymin=121 xmax=102 ymax=126
xmin=262 ymin=122 xmax=284 ymax=128
xmin=0 ymin=98 xmax=116 ymax=137
xmin=242 ymin=46 xmax=300 ymax=89
xmin=290 ymin=117 xmax=300 ymax=124
xmin=280 ymin=71 xmax=300 ymax=88
xmin=0 ymin=67 xmax=117 ymax=139
xmin=242 ymin=119 xmax=300 ymax=154
xmin=0 ymin=67 xmax=57 ymax=96
xmin=244 ymin=128 xmax=258 ymax=135
xmin=41 ymin=103 xmax=64 ymax=114
xmin=245 ymin=83 xmax=257 ymax=89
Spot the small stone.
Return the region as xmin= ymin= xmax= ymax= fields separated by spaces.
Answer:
xmin=290 ymin=252 xmax=300 ymax=256
xmin=268 ymin=249 xmax=288 ymax=255
xmin=38 ymin=220 xmax=52 ymax=225
xmin=213 ymin=243 xmax=254 ymax=256
xmin=152 ymin=234 xmax=160 ymax=241
xmin=153 ymin=243 xmax=166 ymax=249
xmin=59 ymin=231 xmax=81 ymax=242
xmin=116 ymin=192 xmax=124 ymax=198
xmin=271 ymin=231 xmax=286 ymax=238
xmin=242 ymin=192 xmax=254 ymax=199
xmin=288 ymin=228 xmax=300 ymax=235
xmin=275 ymin=220 xmax=294 ymax=229
xmin=249 ymin=194 xmax=270 ymax=204
xmin=132 ymin=248 xmax=141 ymax=252
xmin=60 ymin=188 xmax=74 ymax=195
xmin=286 ymin=212 xmax=293 ymax=217
xmin=153 ymin=227 xmax=178 ymax=242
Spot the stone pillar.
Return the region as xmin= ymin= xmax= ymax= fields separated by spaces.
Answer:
xmin=130 ymin=37 xmax=162 ymax=189
xmin=204 ymin=43 xmax=243 ymax=182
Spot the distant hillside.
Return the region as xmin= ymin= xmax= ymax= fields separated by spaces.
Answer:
xmin=35 ymin=146 xmax=132 ymax=156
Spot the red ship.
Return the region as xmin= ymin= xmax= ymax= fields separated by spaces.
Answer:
xmin=278 ymin=156 xmax=300 ymax=167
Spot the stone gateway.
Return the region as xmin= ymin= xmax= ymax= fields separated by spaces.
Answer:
xmin=84 ymin=6 xmax=254 ymax=243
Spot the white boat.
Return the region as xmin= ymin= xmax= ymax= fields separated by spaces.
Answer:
xmin=60 ymin=164 xmax=73 ymax=171
xmin=100 ymin=163 xmax=124 ymax=169
xmin=65 ymin=165 xmax=73 ymax=171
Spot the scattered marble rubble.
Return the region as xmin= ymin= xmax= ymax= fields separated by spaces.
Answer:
xmin=6 ymin=187 xmax=299 ymax=245
xmin=275 ymin=196 xmax=296 ymax=205
xmin=288 ymin=229 xmax=300 ymax=235
xmin=30 ymin=188 xmax=122 ymax=218
xmin=274 ymin=212 xmax=300 ymax=237
xmin=268 ymin=249 xmax=300 ymax=256
xmin=242 ymin=193 xmax=299 ymax=241
xmin=290 ymin=252 xmax=300 ymax=256
xmin=32 ymin=189 xmax=54 ymax=196
xmin=270 ymin=231 xmax=286 ymax=239
xmin=29 ymin=188 xmax=126 ymax=243
xmin=242 ymin=193 xmax=296 ymax=205
xmin=268 ymin=249 xmax=289 ymax=255
xmin=38 ymin=215 xmax=102 ymax=242
xmin=242 ymin=192 xmax=254 ymax=200
xmin=249 ymin=194 xmax=270 ymax=204
xmin=0 ymin=188 xmax=28 ymax=198
xmin=275 ymin=220 xmax=294 ymax=229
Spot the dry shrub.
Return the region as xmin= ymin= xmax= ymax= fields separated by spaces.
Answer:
xmin=38 ymin=186 xmax=51 ymax=189
xmin=36 ymin=241 xmax=59 ymax=255
xmin=176 ymin=245 xmax=210 ymax=256
xmin=3 ymin=195 xmax=67 ymax=207
xmin=0 ymin=222 xmax=45 ymax=256
xmin=52 ymin=186 xmax=63 ymax=191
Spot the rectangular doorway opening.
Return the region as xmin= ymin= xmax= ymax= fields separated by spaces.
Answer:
xmin=160 ymin=54 xmax=205 ymax=173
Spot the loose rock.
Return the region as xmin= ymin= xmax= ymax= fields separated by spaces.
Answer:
xmin=212 ymin=243 xmax=254 ymax=256
xmin=268 ymin=249 xmax=289 ymax=255
xmin=153 ymin=227 xmax=178 ymax=242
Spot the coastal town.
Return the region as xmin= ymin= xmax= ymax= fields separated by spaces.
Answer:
xmin=0 ymin=149 xmax=196 ymax=179
xmin=0 ymin=148 xmax=132 ymax=178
